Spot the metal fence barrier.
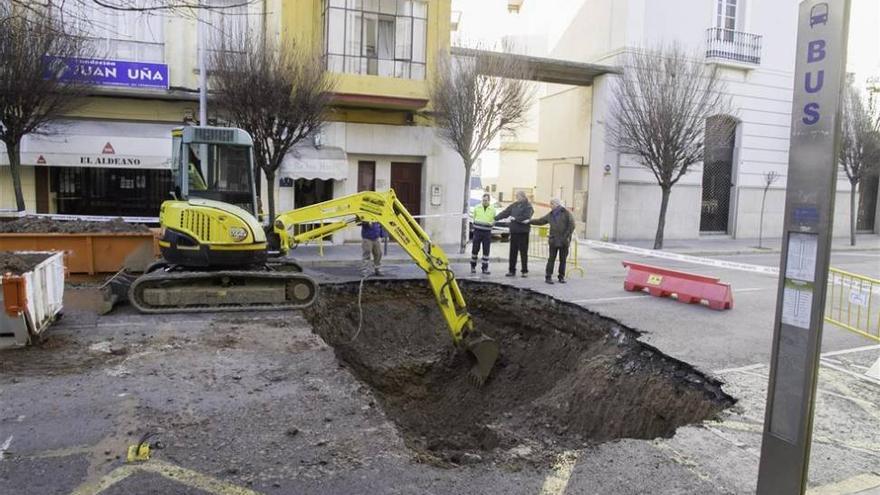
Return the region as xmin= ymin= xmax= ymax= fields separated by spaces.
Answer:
xmin=528 ymin=225 xmax=585 ymax=277
xmin=825 ymin=267 xmax=880 ymax=342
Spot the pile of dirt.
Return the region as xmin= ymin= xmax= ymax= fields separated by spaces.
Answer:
xmin=0 ymin=252 xmax=52 ymax=274
xmin=304 ymin=280 xmax=735 ymax=466
xmin=0 ymin=216 xmax=151 ymax=234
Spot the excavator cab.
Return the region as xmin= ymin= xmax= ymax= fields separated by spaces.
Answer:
xmin=171 ymin=126 xmax=258 ymax=215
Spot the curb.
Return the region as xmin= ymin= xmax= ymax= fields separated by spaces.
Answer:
xmin=584 ymin=242 xmax=880 ymax=258
xmin=656 ymin=245 xmax=880 ymax=257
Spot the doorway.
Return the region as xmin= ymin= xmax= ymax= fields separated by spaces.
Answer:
xmin=857 ymin=175 xmax=878 ymax=232
xmin=701 ymin=116 xmax=737 ymax=233
xmin=358 ymin=161 xmax=376 ymax=192
xmin=390 ymin=162 xmax=422 ymax=217
xmin=293 ymin=178 xmax=334 ymax=209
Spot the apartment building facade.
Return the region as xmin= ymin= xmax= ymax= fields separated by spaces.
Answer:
xmin=538 ymin=0 xmax=879 ymax=240
xmin=280 ymin=0 xmax=463 ymax=243
xmin=0 ymin=0 xmax=465 ymax=243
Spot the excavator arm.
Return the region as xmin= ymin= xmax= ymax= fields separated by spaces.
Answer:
xmin=273 ymin=190 xmax=498 ymax=384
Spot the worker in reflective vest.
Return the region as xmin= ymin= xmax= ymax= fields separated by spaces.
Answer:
xmin=471 ymin=193 xmax=496 ymax=275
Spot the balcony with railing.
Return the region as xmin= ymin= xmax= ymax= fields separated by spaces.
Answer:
xmin=705 ymin=28 xmax=762 ymax=66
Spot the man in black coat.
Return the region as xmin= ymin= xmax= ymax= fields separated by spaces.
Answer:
xmin=495 ymin=191 xmax=534 ymax=277
xmin=530 ymin=198 xmax=576 ymax=284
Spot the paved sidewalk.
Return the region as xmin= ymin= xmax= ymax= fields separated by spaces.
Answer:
xmin=610 ymin=234 xmax=880 ymax=256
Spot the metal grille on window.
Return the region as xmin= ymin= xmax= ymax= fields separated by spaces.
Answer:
xmin=324 ymin=0 xmax=428 ymax=80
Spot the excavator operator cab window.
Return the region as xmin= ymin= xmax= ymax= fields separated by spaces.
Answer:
xmin=182 ymin=142 xmax=255 ymax=213
xmin=187 ymin=151 xmax=208 ymax=192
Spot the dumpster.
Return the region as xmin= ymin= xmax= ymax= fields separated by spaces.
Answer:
xmin=0 ymin=251 xmax=65 ymax=348
xmin=0 ymin=232 xmax=158 ymax=274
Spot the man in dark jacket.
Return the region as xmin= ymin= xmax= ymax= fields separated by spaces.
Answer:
xmin=495 ymin=191 xmax=534 ymax=277
xmin=530 ymin=198 xmax=575 ymax=284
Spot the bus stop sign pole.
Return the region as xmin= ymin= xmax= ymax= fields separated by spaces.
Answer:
xmin=756 ymin=1 xmax=851 ymax=493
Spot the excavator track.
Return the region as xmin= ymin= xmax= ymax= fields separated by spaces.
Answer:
xmin=129 ymin=269 xmax=318 ymax=314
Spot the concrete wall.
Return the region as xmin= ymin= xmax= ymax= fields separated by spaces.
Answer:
xmin=714 ymin=185 xmax=856 ymax=240
xmin=488 ymin=144 xmax=538 ymax=202
xmin=536 ymin=85 xmax=592 ymax=208
xmin=548 ymin=0 xmax=627 ymax=64
xmin=733 ymin=187 xmax=786 ymax=240
xmin=616 ymin=183 xmax=702 ymax=241
xmin=831 ymin=189 xmax=861 ymax=239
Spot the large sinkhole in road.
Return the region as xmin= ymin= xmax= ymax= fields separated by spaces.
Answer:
xmin=304 ymin=280 xmax=734 ymax=465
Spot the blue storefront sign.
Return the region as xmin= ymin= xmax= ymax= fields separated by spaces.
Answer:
xmin=48 ymin=57 xmax=169 ymax=89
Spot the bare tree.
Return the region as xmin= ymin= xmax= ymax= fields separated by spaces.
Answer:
xmin=430 ymin=49 xmax=532 ymax=253
xmin=10 ymin=0 xmax=259 ymax=20
xmin=840 ymin=80 xmax=880 ymax=246
xmin=209 ymin=33 xmax=335 ymax=225
xmin=0 ymin=3 xmax=94 ymax=211
xmin=607 ymin=46 xmax=733 ymax=249
xmin=758 ymin=170 xmax=779 ymax=249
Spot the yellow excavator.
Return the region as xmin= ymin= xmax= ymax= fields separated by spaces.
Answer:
xmin=105 ymin=126 xmax=498 ymax=383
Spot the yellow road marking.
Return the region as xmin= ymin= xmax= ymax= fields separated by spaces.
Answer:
xmin=69 ymin=459 xmax=262 ymax=495
xmin=139 ymin=460 xmax=262 ymax=495
xmin=70 ymin=464 xmax=138 ymax=495
xmin=808 ymin=473 xmax=880 ymax=495
xmin=538 ymin=450 xmax=579 ymax=495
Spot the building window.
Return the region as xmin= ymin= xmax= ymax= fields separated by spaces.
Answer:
xmin=715 ymin=0 xmax=737 ymax=31
xmin=714 ymin=0 xmax=739 ymax=41
xmin=204 ymin=0 xmax=251 ymax=53
xmin=73 ymin=0 xmax=165 ymax=63
xmin=323 ymin=0 xmax=428 ymax=80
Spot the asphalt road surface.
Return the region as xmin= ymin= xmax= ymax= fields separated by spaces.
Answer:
xmin=1 ymin=247 xmax=877 ymax=494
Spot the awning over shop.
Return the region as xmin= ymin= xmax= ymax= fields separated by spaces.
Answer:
xmin=280 ymin=145 xmax=348 ymax=181
xmin=0 ymin=120 xmax=175 ymax=170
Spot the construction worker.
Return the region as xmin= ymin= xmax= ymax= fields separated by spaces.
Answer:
xmin=360 ymin=221 xmax=386 ymax=276
xmin=495 ymin=190 xmax=534 ymax=277
xmin=530 ymin=198 xmax=575 ymax=284
xmin=470 ymin=193 xmax=496 ymax=275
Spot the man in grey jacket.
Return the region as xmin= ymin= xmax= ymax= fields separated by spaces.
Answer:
xmin=530 ymin=198 xmax=575 ymax=284
xmin=495 ymin=191 xmax=534 ymax=277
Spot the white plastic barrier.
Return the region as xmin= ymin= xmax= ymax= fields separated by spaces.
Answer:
xmin=0 ymin=252 xmax=65 ymax=348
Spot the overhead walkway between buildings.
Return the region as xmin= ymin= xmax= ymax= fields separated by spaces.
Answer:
xmin=450 ymin=46 xmax=621 ymax=86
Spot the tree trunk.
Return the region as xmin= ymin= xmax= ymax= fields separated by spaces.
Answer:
xmin=6 ymin=141 xmax=26 ymax=211
xmin=266 ymin=170 xmax=276 ymax=226
xmin=758 ymin=185 xmax=769 ymax=249
xmin=460 ymin=162 xmax=473 ymax=254
xmin=654 ymin=186 xmax=671 ymax=250
xmin=254 ymin=161 xmax=263 ymax=208
xmin=850 ymin=180 xmax=857 ymax=246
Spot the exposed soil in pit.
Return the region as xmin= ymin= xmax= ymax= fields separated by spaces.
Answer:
xmin=304 ymin=280 xmax=735 ymax=466
xmin=0 ymin=216 xmax=151 ymax=233
xmin=0 ymin=251 xmax=52 ymax=274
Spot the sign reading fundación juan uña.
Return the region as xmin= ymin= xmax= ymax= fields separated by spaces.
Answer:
xmin=49 ymin=56 xmax=169 ymax=89
xmin=756 ymin=1 xmax=850 ymax=494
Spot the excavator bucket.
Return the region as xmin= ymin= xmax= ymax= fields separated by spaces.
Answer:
xmin=464 ymin=331 xmax=499 ymax=385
